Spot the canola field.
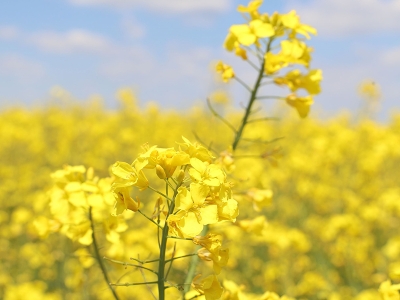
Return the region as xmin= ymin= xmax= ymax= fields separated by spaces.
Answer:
xmin=2 ymin=1 xmax=400 ymax=299
xmin=1 ymin=92 xmax=400 ymax=299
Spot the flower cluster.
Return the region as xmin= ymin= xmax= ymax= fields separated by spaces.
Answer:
xmin=216 ymin=0 xmax=322 ymax=118
xmin=111 ymin=137 xmax=239 ymax=239
xmin=35 ymin=165 xmax=128 ymax=246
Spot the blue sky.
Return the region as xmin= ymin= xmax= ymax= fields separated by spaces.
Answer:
xmin=0 ymin=0 xmax=399 ymax=120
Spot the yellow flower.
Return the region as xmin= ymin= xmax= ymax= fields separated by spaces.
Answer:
xmin=103 ymin=215 xmax=128 ymax=243
xmin=178 ymin=136 xmax=214 ymax=162
xmin=237 ymin=0 xmax=263 ymax=20
xmin=235 ymin=46 xmax=248 ymax=60
xmin=169 ymin=184 xmax=219 ymax=237
xmin=194 ymin=233 xmax=229 ymax=274
xmin=189 ymin=158 xmax=226 ymax=187
xmin=217 ymin=198 xmax=239 ymax=222
xmin=259 ymin=291 xmax=295 ymax=300
xmin=237 ymin=215 xmax=267 ymax=235
xmin=65 ymin=220 xmax=93 ymax=245
xmin=210 ymin=90 xmax=231 ymax=105
xmin=111 ymin=161 xmax=149 ymax=191
xmin=226 ymin=19 xmax=274 ymax=48
xmin=216 ymin=148 xmax=235 ymax=173
xmin=264 ymin=40 xmax=313 ymax=75
xmin=285 ymin=94 xmax=314 ymax=118
xmin=193 ymin=233 xmax=222 ymax=252
xmin=74 ymin=248 xmax=95 ymax=268
xmin=192 ymin=274 xmax=224 ymax=300
xmin=379 ymin=280 xmax=400 ymax=300
xmin=112 ymin=186 xmax=140 ymax=216
xmin=246 ymin=188 xmax=273 ymax=211
xmin=197 ymin=247 xmax=229 ymax=274
xmin=134 ymin=145 xmax=190 ymax=178
xmin=280 ymin=40 xmax=312 ymax=68
xmin=264 ymin=52 xmax=289 ymax=74
xmin=389 ymin=262 xmax=400 ymax=281
xmin=221 ymin=280 xmax=247 ymax=300
xmin=358 ymin=80 xmax=381 ymax=102
xmin=33 ymin=216 xmax=61 ymax=238
xmin=274 ymin=69 xmax=323 ymax=95
xmin=280 ymin=10 xmax=317 ymax=39
xmin=216 ymin=61 xmax=235 ymax=82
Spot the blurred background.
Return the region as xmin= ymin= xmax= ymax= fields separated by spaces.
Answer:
xmin=0 ymin=0 xmax=399 ymax=120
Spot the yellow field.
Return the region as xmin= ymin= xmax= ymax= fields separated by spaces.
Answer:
xmin=1 ymin=91 xmax=399 ymax=299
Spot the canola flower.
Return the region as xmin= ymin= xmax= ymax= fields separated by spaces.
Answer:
xmin=219 ymin=3 xmax=322 ymax=119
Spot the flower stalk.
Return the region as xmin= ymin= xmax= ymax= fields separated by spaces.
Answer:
xmin=89 ymin=207 xmax=120 ymax=300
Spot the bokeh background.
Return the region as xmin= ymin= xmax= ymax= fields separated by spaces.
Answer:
xmin=1 ymin=0 xmax=399 ymax=119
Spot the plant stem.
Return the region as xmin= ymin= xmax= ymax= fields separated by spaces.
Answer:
xmin=103 ymin=257 xmax=158 ymax=275
xmin=165 ymin=253 xmax=197 ymax=263
xmin=89 ymin=207 xmax=120 ymax=300
xmin=111 ymin=281 xmax=158 ymax=287
xmin=182 ymin=225 xmax=208 ymax=295
xmin=157 ymin=183 xmax=180 ymax=300
xmin=166 ymin=236 xmax=193 ymax=241
xmin=232 ymin=39 xmax=273 ymax=151
xmin=138 ymin=209 xmax=164 ymax=229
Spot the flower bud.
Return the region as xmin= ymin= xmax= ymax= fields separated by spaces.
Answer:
xmin=156 ymin=164 xmax=167 ymax=179
xmin=197 ymin=248 xmax=213 ymax=261
xmin=176 ymin=169 xmax=185 ymax=183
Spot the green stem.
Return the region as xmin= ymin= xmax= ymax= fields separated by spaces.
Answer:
xmin=207 ymin=98 xmax=237 ymax=133
xmin=256 ymin=95 xmax=285 ymax=100
xmin=165 ymin=253 xmax=197 ymax=263
xmin=167 ymin=236 xmax=193 ymax=241
xmin=183 ymin=226 xmax=208 ymax=295
xmin=131 ymin=257 xmax=160 ymax=264
xmin=232 ymin=39 xmax=273 ymax=151
xmin=247 ymin=117 xmax=279 ymax=123
xmin=111 ymin=281 xmax=158 ymax=287
xmin=241 ymin=136 xmax=284 ymax=144
xmin=157 ymin=183 xmax=181 ymax=300
xmin=89 ymin=207 xmax=120 ymax=300
xmin=138 ymin=209 xmax=164 ymax=229
xmin=234 ymin=76 xmax=252 ymax=92
xmin=149 ymin=186 xmax=174 ymax=203
xmin=103 ymin=257 xmax=158 ymax=275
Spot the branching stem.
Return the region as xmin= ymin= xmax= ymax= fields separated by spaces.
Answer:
xmin=232 ymin=38 xmax=274 ymax=151
xmin=111 ymin=281 xmax=158 ymax=287
xmin=103 ymin=257 xmax=158 ymax=275
xmin=138 ymin=209 xmax=164 ymax=229
xmin=157 ymin=179 xmax=182 ymax=300
xmin=207 ymin=98 xmax=237 ymax=133
xmin=89 ymin=207 xmax=120 ymax=300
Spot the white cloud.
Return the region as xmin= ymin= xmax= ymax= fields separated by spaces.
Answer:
xmin=285 ymin=0 xmax=400 ymax=37
xmin=98 ymin=46 xmax=155 ymax=77
xmin=121 ymin=18 xmax=146 ymax=39
xmin=380 ymin=45 xmax=400 ymax=65
xmin=0 ymin=54 xmax=45 ymax=78
xmin=99 ymin=45 xmax=213 ymax=81
xmin=28 ymin=29 xmax=117 ymax=54
xmin=97 ymin=45 xmax=217 ymax=109
xmin=0 ymin=25 xmax=19 ymax=40
xmin=68 ymin=0 xmax=230 ymax=13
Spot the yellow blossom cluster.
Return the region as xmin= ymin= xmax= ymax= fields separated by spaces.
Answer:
xmin=111 ymin=137 xmax=239 ymax=239
xmin=35 ymin=165 xmax=128 ymax=246
xmin=216 ymin=0 xmax=323 ymax=118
